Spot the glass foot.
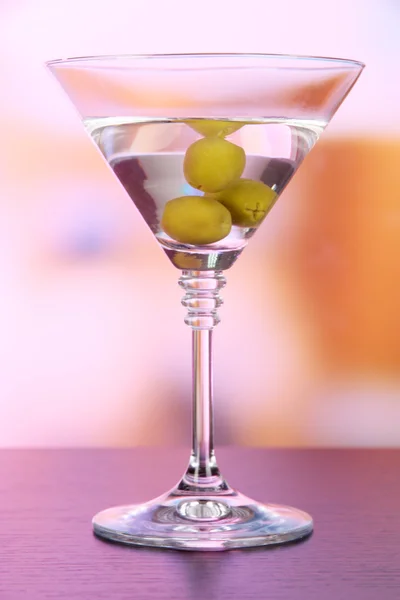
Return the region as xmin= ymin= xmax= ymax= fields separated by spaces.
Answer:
xmin=92 ymin=490 xmax=313 ymax=551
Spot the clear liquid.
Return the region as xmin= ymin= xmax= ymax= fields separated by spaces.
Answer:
xmin=84 ymin=118 xmax=325 ymax=270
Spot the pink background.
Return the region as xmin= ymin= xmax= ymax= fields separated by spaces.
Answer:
xmin=0 ymin=0 xmax=399 ymax=447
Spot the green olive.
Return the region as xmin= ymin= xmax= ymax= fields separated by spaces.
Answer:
xmin=161 ymin=195 xmax=232 ymax=245
xmin=214 ymin=179 xmax=277 ymax=227
xmin=183 ymin=137 xmax=245 ymax=193
xmin=185 ymin=120 xmax=244 ymax=138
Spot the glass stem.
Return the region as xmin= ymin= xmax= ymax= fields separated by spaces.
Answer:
xmin=177 ymin=270 xmax=231 ymax=494
xmin=191 ymin=329 xmax=217 ymax=477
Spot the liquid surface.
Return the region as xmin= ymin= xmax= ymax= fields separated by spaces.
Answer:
xmin=85 ymin=118 xmax=325 ymax=270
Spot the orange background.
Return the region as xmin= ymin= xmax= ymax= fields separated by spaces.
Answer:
xmin=0 ymin=0 xmax=399 ymax=447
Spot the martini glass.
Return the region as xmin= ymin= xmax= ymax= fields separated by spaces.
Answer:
xmin=47 ymin=54 xmax=363 ymax=551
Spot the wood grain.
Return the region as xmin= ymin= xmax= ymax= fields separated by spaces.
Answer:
xmin=0 ymin=448 xmax=399 ymax=599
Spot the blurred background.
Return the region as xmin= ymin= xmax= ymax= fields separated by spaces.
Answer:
xmin=0 ymin=0 xmax=399 ymax=447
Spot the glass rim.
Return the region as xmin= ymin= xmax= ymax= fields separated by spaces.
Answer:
xmin=46 ymin=52 xmax=365 ymax=70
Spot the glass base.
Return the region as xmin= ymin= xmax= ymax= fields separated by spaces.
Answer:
xmin=92 ymin=490 xmax=313 ymax=551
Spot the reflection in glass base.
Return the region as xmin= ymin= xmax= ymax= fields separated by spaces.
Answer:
xmin=92 ymin=490 xmax=313 ymax=551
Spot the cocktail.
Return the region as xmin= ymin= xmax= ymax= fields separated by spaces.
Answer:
xmin=47 ymin=54 xmax=363 ymax=550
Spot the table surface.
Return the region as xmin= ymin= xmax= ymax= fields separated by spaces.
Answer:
xmin=0 ymin=448 xmax=399 ymax=600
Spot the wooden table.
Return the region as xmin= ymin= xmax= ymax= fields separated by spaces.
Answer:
xmin=0 ymin=448 xmax=399 ymax=599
